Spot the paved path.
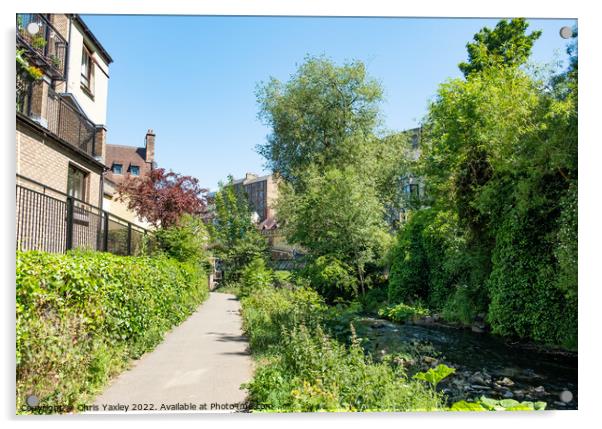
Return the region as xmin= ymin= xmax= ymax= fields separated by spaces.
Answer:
xmin=92 ymin=292 xmax=252 ymax=413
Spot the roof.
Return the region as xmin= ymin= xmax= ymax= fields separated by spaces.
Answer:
xmin=106 ymin=144 xmax=147 ymax=167
xmin=71 ymin=15 xmax=113 ymax=64
xmin=232 ymin=173 xmax=273 ymax=186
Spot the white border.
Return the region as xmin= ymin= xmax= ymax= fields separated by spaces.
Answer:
xmin=2 ymin=1 xmax=599 ymax=429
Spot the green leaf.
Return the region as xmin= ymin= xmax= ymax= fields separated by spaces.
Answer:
xmin=450 ymin=400 xmax=487 ymax=411
xmin=413 ymin=364 xmax=456 ymax=386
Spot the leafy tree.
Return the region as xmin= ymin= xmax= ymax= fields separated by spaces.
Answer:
xmin=458 ymin=18 xmax=541 ymax=77
xmin=118 ymin=167 xmax=208 ymax=228
xmin=276 ymin=166 xmax=391 ymax=295
xmin=406 ymin=21 xmax=578 ymax=346
xmin=256 ymin=55 xmax=383 ymax=187
xmin=210 ymin=177 xmax=268 ymax=284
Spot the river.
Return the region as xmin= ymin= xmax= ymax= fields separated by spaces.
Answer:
xmin=353 ymin=316 xmax=578 ymax=410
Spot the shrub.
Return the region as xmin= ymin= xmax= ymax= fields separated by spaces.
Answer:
xmin=302 ymin=255 xmax=358 ymax=302
xmin=244 ymin=324 xmax=443 ymax=412
xmin=378 ymin=302 xmax=429 ymax=323
xmin=486 ymin=210 xmax=578 ymax=349
xmin=16 ymin=250 xmax=208 ymax=413
xmin=241 ymin=285 xmax=326 ymax=353
xmin=154 ymin=214 xmax=209 ymax=264
xmin=239 ymin=258 xmax=274 ymax=298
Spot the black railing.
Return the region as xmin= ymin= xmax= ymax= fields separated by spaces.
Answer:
xmin=16 ymin=175 xmax=154 ymax=256
xmin=17 ymin=13 xmax=68 ymax=80
xmin=16 ymin=80 xmax=97 ymax=158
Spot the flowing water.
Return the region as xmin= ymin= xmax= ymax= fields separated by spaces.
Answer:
xmin=353 ymin=317 xmax=577 ymax=410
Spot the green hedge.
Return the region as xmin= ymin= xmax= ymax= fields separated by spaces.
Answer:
xmin=16 ymin=250 xmax=208 ymax=413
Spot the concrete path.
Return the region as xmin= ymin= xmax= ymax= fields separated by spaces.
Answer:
xmin=91 ymin=292 xmax=253 ymax=414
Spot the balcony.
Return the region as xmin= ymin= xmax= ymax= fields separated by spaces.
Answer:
xmin=16 ymin=14 xmax=68 ymax=80
xmin=17 ymin=77 xmax=96 ymax=158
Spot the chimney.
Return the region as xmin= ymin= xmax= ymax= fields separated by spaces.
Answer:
xmin=145 ymin=129 xmax=155 ymax=164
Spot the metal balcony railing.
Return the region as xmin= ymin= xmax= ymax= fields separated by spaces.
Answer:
xmin=17 ymin=78 xmax=97 ymax=158
xmin=16 ymin=13 xmax=68 ymax=80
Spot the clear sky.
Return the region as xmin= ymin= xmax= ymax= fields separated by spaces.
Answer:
xmin=81 ymin=15 xmax=576 ymax=191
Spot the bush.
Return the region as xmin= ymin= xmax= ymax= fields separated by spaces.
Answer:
xmin=16 ymin=250 xmax=208 ymax=413
xmin=302 ymin=255 xmax=358 ymax=302
xmin=154 ymin=214 xmax=209 ymax=264
xmin=239 ymin=282 xmax=444 ymax=412
xmin=244 ymin=324 xmax=443 ymax=412
xmin=241 ymin=285 xmax=326 ymax=353
xmin=378 ymin=302 xmax=429 ymax=323
xmin=486 ymin=210 xmax=577 ymax=349
xmin=239 ymin=258 xmax=274 ymax=298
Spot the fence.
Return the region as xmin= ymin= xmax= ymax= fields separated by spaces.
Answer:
xmin=16 ymin=175 xmax=153 ymax=256
xmin=17 ymin=80 xmax=97 ymax=158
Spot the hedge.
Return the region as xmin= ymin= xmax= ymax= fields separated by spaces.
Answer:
xmin=16 ymin=250 xmax=208 ymax=413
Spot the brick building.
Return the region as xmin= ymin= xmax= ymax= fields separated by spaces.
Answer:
xmin=16 ymin=14 xmax=151 ymax=253
xmin=102 ymin=130 xmax=156 ymax=229
xmin=232 ymin=173 xmax=279 ymax=228
xmin=16 ymin=14 xmax=112 ymax=203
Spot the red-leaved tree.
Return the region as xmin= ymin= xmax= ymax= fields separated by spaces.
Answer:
xmin=117 ymin=168 xmax=208 ymax=228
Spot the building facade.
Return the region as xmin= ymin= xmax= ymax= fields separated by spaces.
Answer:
xmin=232 ymin=173 xmax=279 ymax=228
xmin=16 ymin=14 xmax=151 ymax=254
xmin=102 ymin=130 xmax=156 ymax=229
xmin=17 ymin=14 xmax=112 ymax=208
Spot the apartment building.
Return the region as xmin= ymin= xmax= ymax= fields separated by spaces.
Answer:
xmin=17 ymin=14 xmax=111 ymax=208
xmin=232 ymin=173 xmax=279 ymax=228
xmin=16 ymin=14 xmax=150 ymax=254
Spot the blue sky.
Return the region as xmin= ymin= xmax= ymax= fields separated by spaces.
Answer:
xmin=81 ymin=15 xmax=576 ymax=191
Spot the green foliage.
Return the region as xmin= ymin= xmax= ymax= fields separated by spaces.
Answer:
xmin=240 ymin=284 xmax=443 ymax=412
xmin=241 ymin=285 xmax=327 ymax=353
xmin=210 ymin=177 xmax=268 ymax=284
xmin=239 ymin=258 xmax=274 ymax=298
xmin=555 ymin=180 xmax=578 ymax=300
xmin=395 ymin=20 xmax=578 ymax=348
xmin=486 ymin=208 xmax=578 ymax=348
xmin=16 ymin=250 xmax=208 ymax=413
xmin=413 ymin=364 xmax=456 ymax=387
xmin=154 ymin=214 xmax=209 ymax=264
xmin=277 ymin=166 xmax=392 ymax=296
xmin=302 ymin=255 xmax=358 ymax=301
xmin=16 ymin=49 xmax=43 ymax=81
xmin=256 ymin=55 xmax=383 ymax=185
xmin=451 ymin=396 xmax=546 ymax=411
xmin=387 ymin=209 xmax=481 ymax=313
xmin=458 ymin=18 xmax=541 ymax=77
xmin=356 ymin=286 xmax=388 ymax=314
xmin=379 ymin=302 xmax=429 ymax=323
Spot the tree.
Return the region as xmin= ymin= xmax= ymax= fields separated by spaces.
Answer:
xmin=118 ymin=167 xmax=208 ymax=228
xmin=458 ymin=18 xmax=541 ymax=77
xmin=209 ymin=177 xmax=268 ymax=284
xmin=256 ymin=55 xmax=383 ymax=187
xmin=276 ymin=166 xmax=391 ymax=295
xmin=406 ymin=21 xmax=578 ymax=347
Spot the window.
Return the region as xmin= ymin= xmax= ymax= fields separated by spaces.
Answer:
xmin=67 ymin=165 xmax=87 ymax=201
xmin=81 ymin=45 xmax=93 ymax=91
xmin=129 ymin=165 xmax=140 ymax=176
xmin=112 ymin=163 xmax=123 ymax=175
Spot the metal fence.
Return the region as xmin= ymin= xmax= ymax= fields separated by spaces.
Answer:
xmin=17 ymin=80 xmax=97 ymax=158
xmin=16 ymin=176 xmax=153 ymax=256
